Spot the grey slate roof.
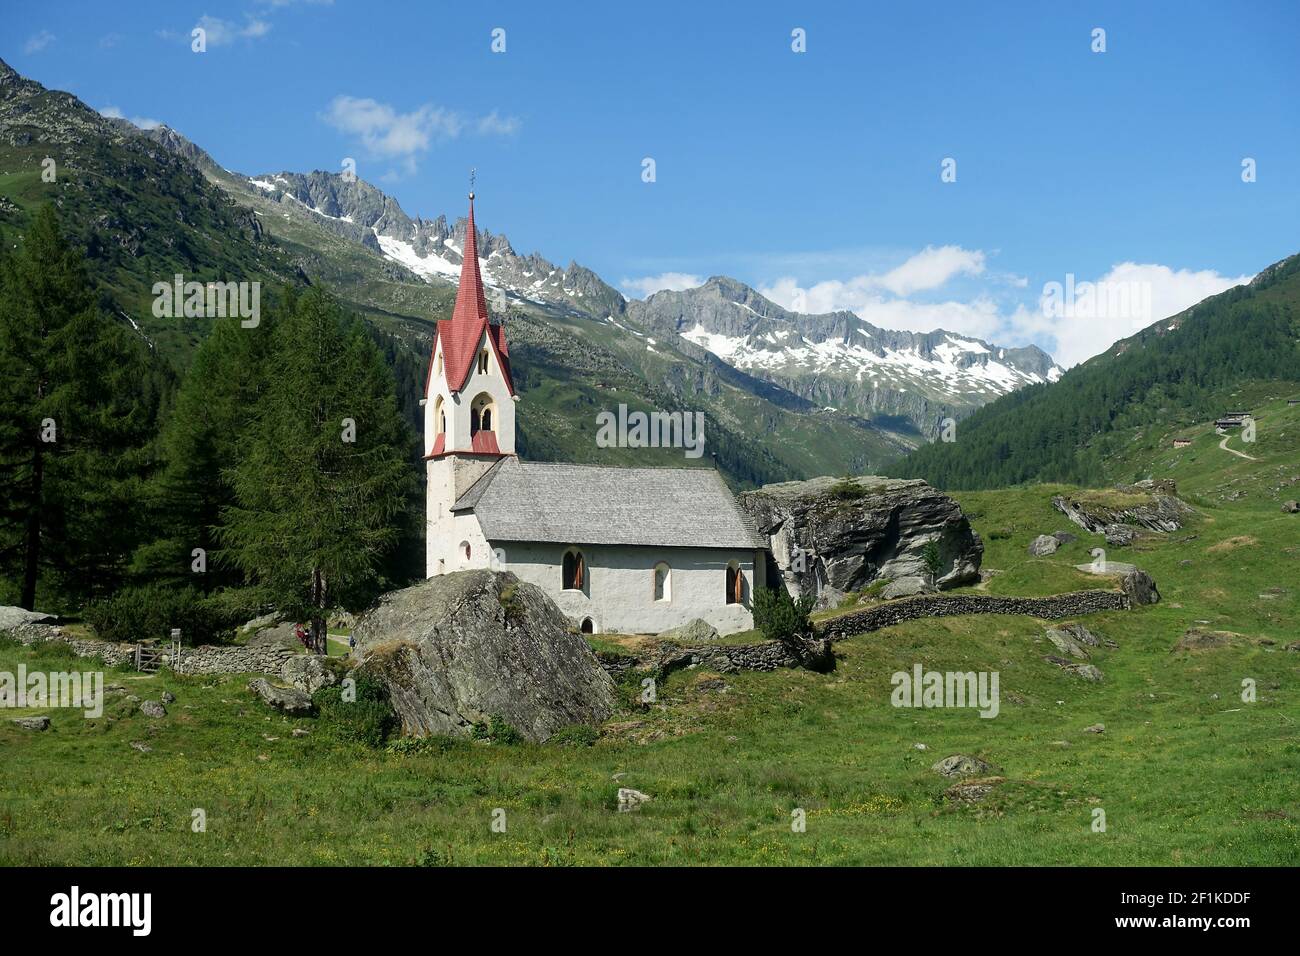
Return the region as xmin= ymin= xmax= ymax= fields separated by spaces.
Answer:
xmin=452 ymin=458 xmax=765 ymax=550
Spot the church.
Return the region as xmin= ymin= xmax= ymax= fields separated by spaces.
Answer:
xmin=423 ymin=193 xmax=768 ymax=635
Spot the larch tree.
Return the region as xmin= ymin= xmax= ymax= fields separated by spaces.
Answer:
xmin=218 ymin=287 xmax=414 ymax=653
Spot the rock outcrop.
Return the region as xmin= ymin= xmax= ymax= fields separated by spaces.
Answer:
xmin=737 ymin=476 xmax=982 ymax=608
xmin=1053 ymin=484 xmax=1195 ymax=535
xmin=353 ymin=570 xmax=616 ymax=743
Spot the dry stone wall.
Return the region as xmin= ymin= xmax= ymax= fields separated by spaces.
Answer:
xmin=2 ymin=621 xmax=322 ymax=685
xmin=819 ymin=589 xmax=1131 ymax=642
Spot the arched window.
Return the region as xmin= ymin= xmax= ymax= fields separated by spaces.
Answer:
xmin=478 ymin=349 xmax=490 ymax=375
xmin=653 ymin=562 xmax=671 ymax=601
xmin=433 ymin=396 xmax=445 ymax=435
xmin=562 ymin=549 xmax=585 ymax=590
xmin=470 ymin=393 xmax=495 ymax=436
xmin=459 ymin=540 xmax=471 ymax=563
xmin=725 ymin=562 xmax=743 ymax=605
xmin=580 ymin=617 xmax=595 ymax=635
xmin=434 ymin=352 xmax=443 ymax=378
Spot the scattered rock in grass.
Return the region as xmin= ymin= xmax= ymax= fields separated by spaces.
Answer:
xmin=10 ymin=716 xmax=49 ymax=731
xmin=944 ymin=776 xmax=1005 ymax=804
xmin=1282 ymin=500 xmax=1299 ymax=514
xmin=931 ymin=754 xmax=994 ymax=778
xmin=1044 ymin=656 xmax=1104 ymax=681
xmin=160 ymin=691 xmax=176 ymax=704
xmin=105 ymin=683 xmax=126 ymax=693
xmin=1052 ymin=531 xmax=1078 ymax=545
xmin=247 ymin=678 xmax=315 ymax=716
xmin=1028 ymin=535 xmax=1059 ymax=556
xmin=291 ymin=728 xmax=310 ymax=738
xmin=913 ymin=742 xmax=928 ymax=750
xmin=1286 ymin=642 xmax=1300 ymax=653
xmin=617 ymin=787 xmax=651 ymax=812
xmin=263 ymin=735 xmax=279 ymax=742
xmin=140 ymin=700 xmax=167 ymax=718
xmin=1083 ymin=723 xmax=1105 ymax=734
xmin=1121 ymin=568 xmax=1160 ymax=605
xmin=1173 ymin=629 xmax=1237 ymax=652
xmin=130 ymin=741 xmax=152 ymax=753
xmin=1045 ymin=628 xmax=1090 ymax=660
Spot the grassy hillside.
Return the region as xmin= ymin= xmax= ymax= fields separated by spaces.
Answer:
xmin=892 ymin=254 xmax=1300 ymax=489
xmin=5 ymin=447 xmax=1297 ymax=864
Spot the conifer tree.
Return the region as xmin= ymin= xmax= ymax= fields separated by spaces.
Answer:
xmin=0 ymin=205 xmax=158 ymax=610
xmin=218 ymin=287 xmax=415 ymax=652
xmin=133 ymin=311 xmax=276 ymax=593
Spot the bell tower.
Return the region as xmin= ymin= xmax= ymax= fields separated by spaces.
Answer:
xmin=424 ymin=188 xmax=517 ymax=577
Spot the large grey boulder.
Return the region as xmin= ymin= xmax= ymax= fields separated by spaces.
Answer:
xmin=10 ymin=716 xmax=49 ymax=731
xmin=247 ymin=678 xmax=315 ymax=716
xmin=737 ymin=476 xmax=982 ymax=608
xmin=0 ymin=606 xmax=54 ymax=631
xmin=1027 ymin=535 xmax=1059 ymax=556
xmin=353 ymin=570 xmax=616 ymax=743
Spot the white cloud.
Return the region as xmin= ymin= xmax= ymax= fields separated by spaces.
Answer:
xmin=475 ymin=110 xmax=520 ymax=136
xmin=98 ymin=106 xmax=163 ymax=131
xmin=24 ymin=30 xmax=55 ymax=54
xmin=874 ymin=245 xmax=985 ymax=296
xmin=757 ymin=246 xmax=1253 ymax=368
xmin=758 ymin=245 xmax=986 ymax=316
xmin=322 ymin=96 xmax=519 ymax=177
xmin=620 ymin=272 xmax=704 ymax=299
xmin=192 ymin=15 xmax=272 ymax=47
xmin=1033 ymin=262 xmax=1252 ymax=367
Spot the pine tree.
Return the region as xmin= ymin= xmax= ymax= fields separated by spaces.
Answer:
xmin=218 ymin=288 xmax=415 ymax=652
xmin=0 ymin=205 xmax=159 ymax=610
xmin=132 ymin=311 xmax=277 ymax=593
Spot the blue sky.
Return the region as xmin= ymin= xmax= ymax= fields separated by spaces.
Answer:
xmin=6 ymin=0 xmax=1298 ymax=365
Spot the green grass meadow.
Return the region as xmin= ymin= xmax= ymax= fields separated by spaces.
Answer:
xmin=2 ymin=405 xmax=1298 ymax=866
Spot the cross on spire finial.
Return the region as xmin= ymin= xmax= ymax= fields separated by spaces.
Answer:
xmin=469 ymin=167 xmax=476 ymax=200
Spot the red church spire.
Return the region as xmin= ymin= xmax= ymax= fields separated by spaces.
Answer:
xmin=427 ymin=183 xmax=514 ymax=399
xmin=450 ymin=192 xmax=490 ymax=328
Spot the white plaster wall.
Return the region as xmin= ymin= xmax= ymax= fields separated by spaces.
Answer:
xmin=426 ymin=457 xmax=495 ymax=576
xmin=496 ymin=542 xmax=761 ymax=635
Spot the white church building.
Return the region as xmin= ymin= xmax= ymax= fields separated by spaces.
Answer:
xmin=424 ymin=194 xmax=767 ymax=635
